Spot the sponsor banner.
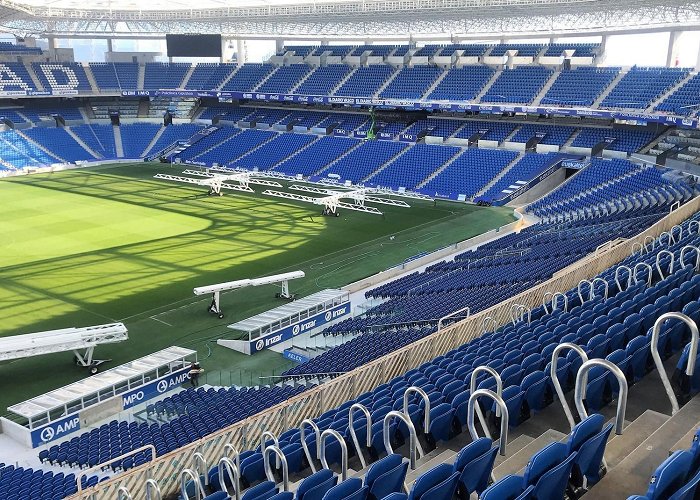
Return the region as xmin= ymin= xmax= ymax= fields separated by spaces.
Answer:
xmin=282 ymin=349 xmax=309 ymax=364
xmin=122 ymin=90 xmax=152 ymax=97
xmin=561 ymin=160 xmax=588 ymax=169
xmin=333 ymin=129 xmax=348 ymax=137
xmin=51 ymin=89 xmax=79 ymax=96
xmin=31 ymin=414 xmax=80 ymax=448
xmin=249 ymin=303 xmax=350 ymax=353
xmin=121 ymin=367 xmax=191 ymax=410
xmin=0 ymin=90 xmax=28 ymax=96
xmin=399 ymin=133 xmax=417 ymax=143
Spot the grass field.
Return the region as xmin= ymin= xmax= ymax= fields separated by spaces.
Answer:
xmin=0 ymin=162 xmax=515 ymax=412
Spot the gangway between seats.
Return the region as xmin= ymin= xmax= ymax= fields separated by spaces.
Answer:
xmin=0 ymin=322 xmax=128 ymax=374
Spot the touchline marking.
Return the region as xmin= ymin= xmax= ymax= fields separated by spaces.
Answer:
xmin=150 ymin=316 xmax=173 ymax=326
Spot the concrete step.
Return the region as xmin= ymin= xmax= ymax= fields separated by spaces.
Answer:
xmin=605 ymin=410 xmax=670 ymax=468
xmin=590 ymin=394 xmax=700 ymax=500
xmin=669 ymin=420 xmax=700 ymax=454
xmin=405 ymin=448 xmax=459 ymax=485
xmin=493 ymin=429 xmax=568 ymax=479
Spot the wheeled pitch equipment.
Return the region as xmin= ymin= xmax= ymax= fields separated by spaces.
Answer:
xmin=154 ymin=168 xmax=283 ymax=195
xmin=193 ymin=271 xmax=305 ymax=318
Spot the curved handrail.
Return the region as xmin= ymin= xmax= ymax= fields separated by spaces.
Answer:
xmin=631 ymin=242 xmax=644 ymax=255
xmin=300 ymin=419 xmax=321 ymax=473
xmin=615 ymin=265 xmax=632 ymax=293
xmin=680 ymin=245 xmax=700 ymax=271
xmin=320 ymin=429 xmax=348 ymax=481
xmin=659 ymin=231 xmax=674 ymax=247
xmin=574 ymin=359 xmax=628 ymax=435
xmin=689 ymin=220 xmax=700 ymax=235
xmin=264 ymin=445 xmax=289 ymax=491
xmin=671 ymin=224 xmax=683 ymax=243
xmin=403 ymin=386 xmax=431 ymax=431
xmin=383 ymin=411 xmax=418 ymax=470
xmin=218 ymin=457 xmax=240 ymax=500
xmin=348 ymin=403 xmax=372 ymax=469
xmin=656 ymin=249 xmax=675 ymax=281
xmin=552 ymin=292 xmax=568 ymax=312
xmin=467 ymin=389 xmax=509 ymax=456
xmin=482 ymin=316 xmax=497 ymax=334
xmin=551 ymin=343 xmax=589 ymax=430
xmin=223 ymin=443 xmax=240 ymax=472
xmin=145 ymin=479 xmax=162 ymax=500
xmin=519 ymin=305 xmax=532 ymax=324
xmin=261 ymin=431 xmax=280 ymax=468
xmin=510 ymin=303 xmax=524 ymax=325
xmin=644 ymin=235 xmax=655 ymax=253
xmin=650 ymin=312 xmax=699 ymax=414
xmin=180 ymin=469 xmax=204 ymax=500
xmin=578 ymin=280 xmax=592 ymax=305
xmin=438 ymin=306 xmax=470 ymax=331
xmin=193 ymin=452 xmax=209 ymax=487
xmin=470 ymin=366 xmax=503 ymax=419
xmin=117 ymin=486 xmax=133 ymax=500
xmin=542 ymin=292 xmax=554 ymax=315
xmin=633 ymin=262 xmax=653 ymax=287
xmin=591 ymin=277 xmax=609 ymax=300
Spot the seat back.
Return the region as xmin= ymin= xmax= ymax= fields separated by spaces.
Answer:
xmin=241 ymin=481 xmax=277 ymax=500
xmin=408 ymin=463 xmax=453 ymax=500
xmin=669 ymin=468 xmax=700 ymax=500
xmin=530 ymin=451 xmax=578 ymax=500
xmin=455 ymin=443 xmax=498 ymax=497
xmin=298 ymin=469 xmax=336 ymax=500
xmin=646 ymin=450 xmax=693 ymax=500
xmin=567 ymin=413 xmax=605 ymax=454
xmin=367 ymin=461 xmax=409 ymax=500
xmin=523 ymin=442 xmax=567 ymax=486
xmin=322 ymin=478 xmax=366 ymax=500
xmin=572 ymin=424 xmax=614 ymax=486
xmin=479 ymin=475 xmax=525 ymax=500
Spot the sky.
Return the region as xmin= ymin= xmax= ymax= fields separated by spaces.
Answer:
xmin=6 ymin=31 xmax=700 ymax=67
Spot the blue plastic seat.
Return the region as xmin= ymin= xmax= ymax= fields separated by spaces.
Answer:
xmin=645 ymin=450 xmax=694 ymax=500
xmin=452 ymin=438 xmax=497 ymax=498
xmin=427 ymin=403 xmax=456 ymax=444
xmin=364 ymin=454 xmax=408 ymax=500
xmin=480 ymin=474 xmax=533 ymax=500
xmin=322 ymin=478 xmax=368 ymax=500
xmin=567 ymin=414 xmax=613 ymax=487
xmin=669 ymin=468 xmax=700 ymax=500
xmin=298 ymin=470 xmax=337 ymax=500
xmin=523 ymin=442 xmax=577 ymax=499
xmin=241 ymin=481 xmax=277 ymax=500
xmin=521 ymin=371 xmax=550 ymax=414
xmin=407 ymin=464 xmax=459 ymax=500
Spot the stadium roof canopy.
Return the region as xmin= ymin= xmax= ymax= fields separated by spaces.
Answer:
xmin=0 ymin=0 xmax=699 ymax=38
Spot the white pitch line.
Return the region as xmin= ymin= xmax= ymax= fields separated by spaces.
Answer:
xmin=150 ymin=316 xmax=173 ymax=326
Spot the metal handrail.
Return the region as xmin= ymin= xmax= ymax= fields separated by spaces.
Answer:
xmin=542 ymin=292 xmax=554 ymax=314
xmin=264 ymin=445 xmax=289 ymax=491
xmin=193 ymin=452 xmax=208 ymax=487
xmin=680 ymin=245 xmax=700 ymax=271
xmin=650 ymin=312 xmax=699 ymax=414
xmin=261 ymin=431 xmax=280 ymax=467
xmin=519 ymin=305 xmax=532 ymax=324
xmin=467 ymin=389 xmax=509 ymax=456
xmin=223 ymin=443 xmax=240 ymax=472
xmin=631 ymin=242 xmax=644 ymax=255
xmin=689 ymin=220 xmax=700 ymax=235
xmin=482 ymin=316 xmax=497 ymax=334
xmin=320 ymin=429 xmax=348 ymax=481
xmin=644 ymin=235 xmax=655 ymax=253
xmin=438 ymin=306 xmax=470 ymax=331
xmin=615 ymin=265 xmax=632 ymax=292
xmin=633 ymin=262 xmax=653 ymax=286
xmin=145 ymin=479 xmax=162 ymax=500
xmin=670 ymin=201 xmax=681 ymax=213
xmin=383 ymin=411 xmax=418 ymax=470
xmin=591 ymin=277 xmax=609 ymax=300
xmin=510 ymin=303 xmax=525 ymax=325
xmin=117 ymin=486 xmax=133 ymax=500
xmin=574 ymin=359 xmax=627 ymax=435
xmin=348 ymin=403 xmax=372 ymax=469
xmin=180 ymin=469 xmax=204 ymax=500
xmin=218 ymin=457 xmax=240 ymax=500
xmin=656 ymin=249 xmax=675 ymax=280
xmin=659 ymin=231 xmax=675 ymax=246
xmin=552 ymin=292 xmax=568 ymax=312
xmin=551 ymin=343 xmax=589 ymax=430
xmin=403 ymin=386 xmax=431 ymax=431
xmin=671 ymin=224 xmax=683 ymax=242
xmin=300 ymin=419 xmax=321 ymax=473
xmin=578 ymin=280 xmax=592 ymax=304
xmin=470 ymin=366 xmax=503 ymax=419
xmin=77 ymin=445 xmax=156 ymax=493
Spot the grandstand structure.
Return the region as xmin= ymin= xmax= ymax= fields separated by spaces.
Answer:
xmin=2 ymin=0 xmax=700 ymax=499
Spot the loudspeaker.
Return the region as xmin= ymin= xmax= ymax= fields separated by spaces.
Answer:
xmin=164 ymin=111 xmax=173 ymax=126
xmin=563 ymin=58 xmax=571 ymax=70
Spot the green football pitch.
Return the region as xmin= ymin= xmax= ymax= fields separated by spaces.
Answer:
xmin=0 ymin=162 xmax=515 ymax=412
